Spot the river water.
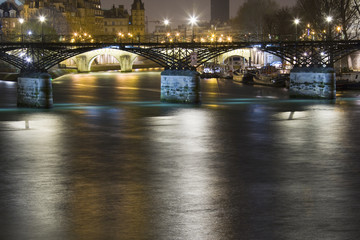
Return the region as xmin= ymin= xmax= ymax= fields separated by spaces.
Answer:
xmin=1 ymin=72 xmax=360 ymax=239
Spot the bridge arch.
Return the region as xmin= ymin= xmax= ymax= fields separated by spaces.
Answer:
xmin=217 ymin=49 xmax=251 ymax=64
xmin=212 ymin=48 xmax=282 ymax=69
xmin=71 ymin=49 xmax=138 ymax=72
xmin=88 ymin=53 xmax=121 ymax=70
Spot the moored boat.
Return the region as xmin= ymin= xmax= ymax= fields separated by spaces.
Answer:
xmin=252 ymin=66 xmax=288 ymax=88
xmin=199 ymin=63 xmax=221 ymax=78
xmin=200 ymin=63 xmax=235 ymax=79
xmin=232 ymin=69 xmax=254 ymax=84
xmin=336 ymin=72 xmax=360 ymax=90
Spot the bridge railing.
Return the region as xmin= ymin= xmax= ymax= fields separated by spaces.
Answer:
xmin=1 ymin=32 xmax=356 ymax=44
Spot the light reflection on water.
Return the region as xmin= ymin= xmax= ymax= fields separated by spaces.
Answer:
xmin=146 ymin=110 xmax=223 ymax=239
xmin=1 ymin=73 xmax=360 ymax=239
xmin=0 ymin=114 xmax=68 ymax=239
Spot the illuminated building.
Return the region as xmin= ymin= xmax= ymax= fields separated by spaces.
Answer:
xmin=129 ymin=0 xmax=145 ymax=36
xmin=0 ymin=0 xmax=22 ymax=35
xmin=103 ymin=0 xmax=145 ymax=37
xmin=103 ymin=5 xmax=130 ymax=35
xmin=21 ymin=0 xmax=104 ymax=35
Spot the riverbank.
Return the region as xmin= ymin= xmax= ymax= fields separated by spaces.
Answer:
xmin=0 ymin=65 xmax=164 ymax=82
xmin=0 ymin=68 xmax=78 ymax=82
xmin=0 ymin=73 xmax=18 ymax=82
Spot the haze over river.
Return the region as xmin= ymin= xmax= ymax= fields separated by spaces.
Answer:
xmin=1 ymin=72 xmax=360 ymax=239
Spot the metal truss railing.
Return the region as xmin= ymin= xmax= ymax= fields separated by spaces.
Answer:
xmin=0 ymin=35 xmax=360 ymax=72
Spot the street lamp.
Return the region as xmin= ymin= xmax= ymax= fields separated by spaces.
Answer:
xmin=188 ymin=15 xmax=198 ymax=42
xmin=39 ymin=15 xmax=46 ymax=42
xmin=326 ymin=16 xmax=333 ymax=23
xmin=326 ymin=15 xmax=333 ymax=40
xmin=336 ymin=26 xmax=343 ymax=39
xmin=294 ymin=18 xmax=300 ymax=65
xmin=163 ymin=19 xmax=170 ymax=41
xmin=294 ymin=18 xmax=300 ymax=41
xmin=18 ymin=18 xmax=24 ymax=42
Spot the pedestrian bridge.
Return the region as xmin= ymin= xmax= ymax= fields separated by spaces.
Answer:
xmin=1 ymin=35 xmax=360 ymax=108
xmin=1 ymin=37 xmax=360 ymax=72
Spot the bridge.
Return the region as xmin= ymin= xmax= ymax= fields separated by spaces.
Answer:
xmin=1 ymin=36 xmax=360 ymax=71
xmin=1 ymin=34 xmax=360 ymax=107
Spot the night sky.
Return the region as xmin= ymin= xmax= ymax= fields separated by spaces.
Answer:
xmin=102 ymin=0 xmax=297 ymax=28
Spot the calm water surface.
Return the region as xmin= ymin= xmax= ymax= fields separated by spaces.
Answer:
xmin=1 ymin=72 xmax=360 ymax=239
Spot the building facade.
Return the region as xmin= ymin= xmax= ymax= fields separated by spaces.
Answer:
xmin=129 ymin=0 xmax=145 ymax=36
xmin=21 ymin=0 xmax=104 ymax=35
xmin=103 ymin=5 xmax=130 ymax=35
xmin=0 ymin=0 xmax=22 ymax=35
xmin=0 ymin=0 xmax=145 ymax=38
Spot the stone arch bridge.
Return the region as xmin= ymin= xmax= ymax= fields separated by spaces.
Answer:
xmin=72 ymin=49 xmax=138 ymax=72
xmin=68 ymin=48 xmax=255 ymax=73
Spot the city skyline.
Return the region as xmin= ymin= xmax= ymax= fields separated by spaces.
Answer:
xmin=101 ymin=0 xmax=296 ymax=27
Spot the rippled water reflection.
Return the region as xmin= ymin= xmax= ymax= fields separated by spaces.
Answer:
xmin=1 ymin=72 xmax=360 ymax=239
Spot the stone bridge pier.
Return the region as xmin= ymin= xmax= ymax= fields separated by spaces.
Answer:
xmin=119 ymin=55 xmax=134 ymax=72
xmin=75 ymin=55 xmax=88 ymax=72
xmin=161 ymin=70 xmax=201 ymax=103
xmin=17 ymin=72 xmax=53 ymax=108
xmin=289 ymin=67 xmax=336 ymax=99
xmin=74 ymin=49 xmax=137 ymax=72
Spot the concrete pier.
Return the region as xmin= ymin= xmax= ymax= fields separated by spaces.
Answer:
xmin=119 ymin=55 xmax=134 ymax=72
xmin=17 ymin=73 xmax=53 ymax=108
xmin=289 ymin=67 xmax=336 ymax=99
xmin=76 ymin=55 xmax=89 ymax=73
xmin=161 ymin=70 xmax=200 ymax=103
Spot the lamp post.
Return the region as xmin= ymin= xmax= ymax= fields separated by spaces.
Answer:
xmin=336 ymin=26 xmax=342 ymax=39
xmin=164 ymin=19 xmax=170 ymax=42
xmin=294 ymin=18 xmax=300 ymax=41
xmin=326 ymin=16 xmax=333 ymax=41
xmin=164 ymin=19 xmax=170 ymax=30
xmin=18 ymin=18 xmax=24 ymax=42
xmin=325 ymin=15 xmax=333 ymax=66
xmin=189 ymin=15 xmax=198 ymax=42
xmin=39 ymin=15 xmax=46 ymax=42
xmin=294 ymin=18 xmax=300 ymax=66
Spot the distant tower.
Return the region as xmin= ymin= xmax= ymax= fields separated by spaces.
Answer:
xmin=130 ymin=0 xmax=145 ymax=36
xmin=211 ymin=0 xmax=229 ymax=24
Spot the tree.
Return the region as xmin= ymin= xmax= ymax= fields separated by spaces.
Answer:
xmin=232 ymin=0 xmax=279 ymax=36
xmin=331 ymin=0 xmax=357 ymax=40
xmin=351 ymin=0 xmax=360 ymax=37
xmin=269 ymin=7 xmax=295 ymax=38
xmin=294 ymin=0 xmax=358 ymax=40
xmin=23 ymin=19 xmax=57 ymax=36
